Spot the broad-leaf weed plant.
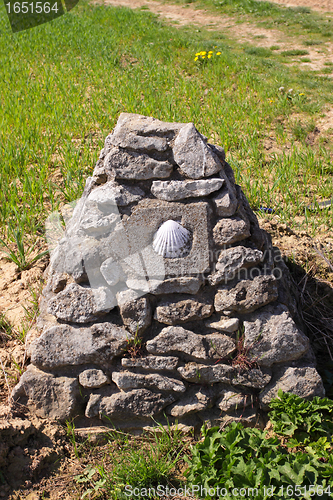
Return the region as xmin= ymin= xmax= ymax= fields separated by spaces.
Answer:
xmin=185 ymin=391 xmax=333 ymax=500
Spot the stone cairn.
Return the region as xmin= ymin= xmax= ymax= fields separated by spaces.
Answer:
xmin=13 ymin=114 xmax=325 ymax=432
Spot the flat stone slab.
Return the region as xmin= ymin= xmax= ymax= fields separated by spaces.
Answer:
xmin=173 ymin=123 xmax=222 ymax=179
xmin=260 ymin=365 xmax=325 ymax=410
xmin=79 ymin=369 xmax=110 ymax=389
xmin=178 ymin=363 xmax=271 ymax=388
xmin=12 ymin=365 xmax=80 ymax=422
xmin=151 ymin=179 xmax=223 ymax=201
xmin=47 ymin=283 xmax=116 ymax=323
xmin=124 ymin=199 xmax=210 ymax=277
xmin=109 ymin=113 xmax=185 ymax=140
xmin=31 ymin=323 xmax=131 ymax=369
xmin=209 ymin=246 xmax=263 ymax=286
xmin=213 ymin=217 xmax=250 ymax=246
xmin=215 ymin=275 xmax=278 ymax=315
xmin=110 ymin=132 xmax=169 ymax=152
xmin=87 ymin=389 xmax=175 ymax=419
xmin=154 ymin=296 xmax=213 ymax=325
xmin=112 ymin=371 xmax=186 ymax=393
xmin=126 ymin=277 xmax=202 ymax=295
xmin=121 ymin=356 xmax=179 ymax=372
xmin=146 ymin=326 xmax=235 ymax=362
xmin=243 ymin=304 xmax=310 ymax=368
xmin=104 ymin=147 xmax=173 ymax=180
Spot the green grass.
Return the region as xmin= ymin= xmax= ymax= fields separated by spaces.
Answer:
xmin=174 ymin=0 xmax=333 ymax=38
xmin=0 ymin=0 xmax=333 ymax=252
xmin=71 ymin=392 xmax=333 ymax=500
xmin=281 ymin=49 xmax=310 ymax=56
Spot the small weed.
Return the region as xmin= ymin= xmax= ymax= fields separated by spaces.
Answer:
xmin=125 ymin=327 xmax=143 ymax=359
xmin=300 ymin=57 xmax=311 ymax=62
xmin=231 ymin=328 xmax=259 ymax=371
xmin=0 ymin=314 xmax=13 ymax=342
xmin=270 ymin=45 xmax=280 ymax=50
xmin=0 ymin=229 xmax=48 ymax=272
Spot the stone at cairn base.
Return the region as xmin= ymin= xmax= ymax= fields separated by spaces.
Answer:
xmin=12 ymin=114 xmax=324 ymax=432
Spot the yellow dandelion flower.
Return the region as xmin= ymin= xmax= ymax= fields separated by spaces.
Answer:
xmin=201 ymin=51 xmax=207 ymax=55
xmin=202 ymin=55 xmax=206 ymax=59
xmin=216 ymin=52 xmax=221 ymax=55
xmin=208 ymin=51 xmax=213 ymax=54
xmin=299 ymin=92 xmax=305 ymax=96
xmin=208 ymin=55 xmax=212 ymax=59
xmin=195 ymin=52 xmax=200 ymax=56
xmin=194 ymin=57 xmax=199 ymax=61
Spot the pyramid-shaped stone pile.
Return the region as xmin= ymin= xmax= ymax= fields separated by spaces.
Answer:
xmin=13 ymin=114 xmax=324 ymax=431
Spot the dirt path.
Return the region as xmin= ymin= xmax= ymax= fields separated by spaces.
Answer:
xmin=257 ymin=0 xmax=332 ymax=12
xmin=102 ymin=0 xmax=333 ymax=72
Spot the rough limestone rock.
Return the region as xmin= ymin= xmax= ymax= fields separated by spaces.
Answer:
xmin=168 ymin=387 xmax=213 ymax=417
xmin=205 ymin=317 xmax=239 ymax=333
xmin=146 ymin=326 xmax=236 ymax=361
xmin=178 ymin=363 xmax=271 ymax=389
xmin=126 ymin=277 xmax=202 ymax=295
xmin=79 ymin=369 xmax=110 ymax=389
xmin=121 ymin=356 xmax=179 ymax=371
xmin=216 ymin=388 xmax=252 ymax=412
xmin=213 ymin=217 xmax=251 ymax=246
xmin=117 ymin=291 xmax=152 ymax=335
xmin=209 ymin=246 xmax=263 ymax=286
xmin=112 ymin=371 xmax=186 ymax=393
xmin=154 ymin=296 xmax=213 ymax=325
xmin=47 ymin=283 xmax=116 ymax=323
xmin=31 ymin=323 xmax=131 ymax=369
xmin=13 ymin=113 xmax=323 ymax=432
xmin=104 ymin=147 xmax=173 ymax=180
xmin=87 ymin=180 xmax=145 ymax=207
xmin=214 ymin=275 xmax=279 ymax=315
xmin=260 ymin=366 xmax=325 ymax=410
xmin=243 ymin=304 xmax=310 ymax=368
xmin=92 ymin=389 xmax=175 ymax=419
xmin=151 ymin=179 xmax=223 ymax=201
xmin=12 ymin=365 xmax=80 ymax=422
xmin=173 ymin=123 xmax=222 ymax=179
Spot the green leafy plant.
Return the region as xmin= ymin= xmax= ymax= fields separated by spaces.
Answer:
xmin=74 ymin=466 xmax=106 ymax=499
xmin=185 ymin=421 xmax=333 ymax=499
xmin=269 ymin=390 xmax=333 ymax=455
xmin=0 ymin=229 xmax=48 ymax=271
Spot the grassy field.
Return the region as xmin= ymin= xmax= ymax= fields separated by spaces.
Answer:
xmin=0 ymin=0 xmax=333 ymax=497
xmin=0 ymin=0 xmax=333 ymax=247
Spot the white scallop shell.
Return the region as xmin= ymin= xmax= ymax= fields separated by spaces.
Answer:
xmin=152 ymin=220 xmax=191 ymax=258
